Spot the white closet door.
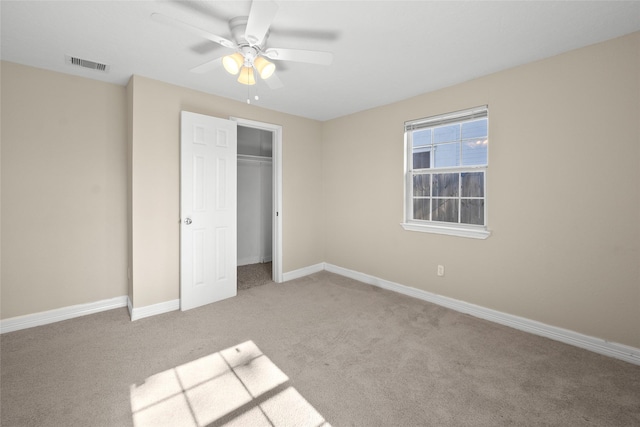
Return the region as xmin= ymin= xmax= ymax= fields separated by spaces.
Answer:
xmin=180 ymin=111 xmax=237 ymax=311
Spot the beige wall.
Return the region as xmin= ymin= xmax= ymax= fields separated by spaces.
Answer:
xmin=0 ymin=63 xmax=324 ymax=316
xmin=2 ymin=33 xmax=638 ymax=350
xmin=128 ymin=76 xmax=324 ymax=308
xmin=1 ymin=62 xmax=128 ymax=318
xmin=322 ymin=33 xmax=640 ymax=348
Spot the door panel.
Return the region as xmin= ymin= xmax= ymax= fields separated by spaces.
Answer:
xmin=181 ymin=111 xmax=237 ymax=311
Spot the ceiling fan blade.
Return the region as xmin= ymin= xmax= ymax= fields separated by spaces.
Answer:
xmin=263 ymin=48 xmax=333 ymax=66
xmin=245 ymin=0 xmax=279 ymax=46
xmin=190 ymin=57 xmax=223 ymax=74
xmin=151 ymin=13 xmax=235 ymax=49
xmin=263 ymin=72 xmax=284 ymax=89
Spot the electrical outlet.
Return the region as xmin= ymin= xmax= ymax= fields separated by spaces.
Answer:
xmin=437 ymin=265 xmax=445 ymax=277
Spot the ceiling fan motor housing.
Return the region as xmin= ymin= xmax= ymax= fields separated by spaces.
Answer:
xmin=229 ymin=16 xmax=268 ymax=50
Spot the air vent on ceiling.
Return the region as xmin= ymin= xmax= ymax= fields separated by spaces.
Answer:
xmin=65 ymin=55 xmax=110 ymax=72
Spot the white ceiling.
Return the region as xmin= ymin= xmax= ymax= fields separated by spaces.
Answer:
xmin=2 ymin=1 xmax=639 ymax=121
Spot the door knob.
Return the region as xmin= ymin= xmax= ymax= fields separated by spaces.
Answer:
xmin=184 ymin=218 xmax=192 ymax=225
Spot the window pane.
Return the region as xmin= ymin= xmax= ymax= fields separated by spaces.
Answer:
xmin=461 ymin=199 xmax=484 ymax=225
xmin=461 ymin=139 xmax=488 ymax=166
xmin=432 ymin=198 xmax=458 ymax=223
xmin=412 ymin=129 xmax=432 ymax=147
xmin=433 ymin=142 xmax=460 ymax=167
xmin=461 ymin=119 xmax=487 ymax=140
xmin=413 ymin=198 xmax=430 ymax=220
xmin=413 ymin=151 xmax=430 ymax=169
xmin=432 ymin=173 xmax=458 ymax=197
xmin=433 ymin=124 xmax=460 ymax=144
xmin=405 ymin=107 xmax=488 ymax=232
xmin=461 ymin=172 xmax=484 ymax=197
xmin=413 ymin=174 xmax=430 ymax=197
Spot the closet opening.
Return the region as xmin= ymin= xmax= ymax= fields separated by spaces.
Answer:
xmin=236 ymin=124 xmax=277 ymax=290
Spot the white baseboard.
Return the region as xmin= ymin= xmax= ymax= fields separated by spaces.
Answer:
xmin=127 ymin=296 xmax=134 ymax=319
xmin=283 ymin=263 xmax=325 ymax=282
xmin=5 ymin=264 xmax=638 ymax=366
xmin=238 ymin=256 xmax=260 ymax=266
xmin=323 ymin=263 xmax=640 ymax=366
xmin=129 ymin=299 xmax=180 ymax=321
xmin=0 ymin=296 xmax=128 ymax=334
xmin=238 ymin=256 xmax=273 ymax=266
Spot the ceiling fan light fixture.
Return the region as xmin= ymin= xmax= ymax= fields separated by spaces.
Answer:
xmin=153 ymin=0 xmax=334 ymax=91
xmin=237 ymin=66 xmax=256 ymax=85
xmin=222 ymin=52 xmax=244 ymax=75
xmin=254 ymin=56 xmax=275 ymax=79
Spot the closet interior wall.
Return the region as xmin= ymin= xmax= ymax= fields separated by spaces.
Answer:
xmin=237 ymin=126 xmax=273 ymax=266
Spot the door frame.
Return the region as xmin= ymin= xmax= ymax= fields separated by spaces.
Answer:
xmin=231 ymin=117 xmax=283 ymax=283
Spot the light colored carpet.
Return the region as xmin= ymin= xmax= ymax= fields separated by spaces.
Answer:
xmin=1 ymin=271 xmax=639 ymax=426
xmin=237 ymin=262 xmax=272 ymax=291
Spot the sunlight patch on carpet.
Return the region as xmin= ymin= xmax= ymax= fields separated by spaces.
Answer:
xmin=130 ymin=340 xmax=329 ymax=427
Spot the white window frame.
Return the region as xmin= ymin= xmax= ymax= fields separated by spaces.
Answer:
xmin=401 ymin=106 xmax=491 ymax=239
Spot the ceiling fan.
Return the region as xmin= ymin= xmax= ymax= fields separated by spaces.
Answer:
xmin=151 ymin=0 xmax=334 ymax=89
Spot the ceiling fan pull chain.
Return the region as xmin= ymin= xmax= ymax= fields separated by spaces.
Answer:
xmin=254 ymin=73 xmax=259 ymax=102
xmin=246 ymin=68 xmax=260 ymax=104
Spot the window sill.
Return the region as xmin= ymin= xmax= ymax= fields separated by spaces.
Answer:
xmin=400 ymin=222 xmax=491 ymax=239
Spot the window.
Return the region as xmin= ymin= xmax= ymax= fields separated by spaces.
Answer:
xmin=402 ymin=106 xmax=490 ymax=239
